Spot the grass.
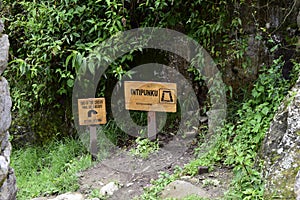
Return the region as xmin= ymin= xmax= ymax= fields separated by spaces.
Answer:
xmin=11 ymin=138 xmax=92 ymax=200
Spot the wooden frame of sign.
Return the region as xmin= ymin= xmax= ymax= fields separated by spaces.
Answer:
xmin=124 ymin=81 xmax=177 ymax=140
xmin=78 ymin=98 xmax=106 ymax=160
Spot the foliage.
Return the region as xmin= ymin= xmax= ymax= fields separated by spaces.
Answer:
xmin=136 ymin=0 xmax=246 ymax=67
xmin=2 ymin=0 xmax=130 ymax=141
xmin=183 ymin=59 xmax=300 ymax=199
xmin=130 ymin=137 xmax=159 ymax=159
xmin=1 ymin=0 xmax=248 ymax=142
xmin=11 ymin=139 xmax=92 ymax=200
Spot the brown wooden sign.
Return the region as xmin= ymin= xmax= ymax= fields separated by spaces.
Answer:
xmin=78 ymin=98 xmax=107 ymax=125
xmin=124 ymin=81 xmax=177 ymax=112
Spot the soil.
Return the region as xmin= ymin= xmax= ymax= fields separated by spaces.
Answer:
xmin=78 ymin=133 xmax=233 ymax=200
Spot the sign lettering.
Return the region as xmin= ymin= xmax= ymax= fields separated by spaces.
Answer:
xmin=124 ymin=81 xmax=177 ymax=112
xmin=78 ymin=98 xmax=107 ymax=125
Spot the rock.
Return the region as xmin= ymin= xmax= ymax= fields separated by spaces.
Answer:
xmin=0 ymin=28 xmax=16 ymax=200
xmin=31 ymin=197 xmax=48 ymax=200
xmin=0 ymin=168 xmax=17 ymax=200
xmin=97 ymin=181 xmax=104 ymax=186
xmin=0 ymin=156 xmax=9 ymax=182
xmin=189 ymin=177 xmax=199 ymax=184
xmin=206 ymin=108 xmax=226 ymax=136
xmin=126 ymin=182 xmax=133 ymax=187
xmin=198 ymin=166 xmax=209 ymax=175
xmin=161 ymin=180 xmax=211 ymax=199
xmin=180 ymin=175 xmax=198 ymax=184
xmin=2 ymin=132 xmax=12 ymax=163
xmin=0 ymin=20 xmax=3 ymax=34
xmin=0 ymin=78 xmax=11 ymax=133
xmin=127 ymin=189 xmax=134 ymax=193
xmin=100 ymin=182 xmax=119 ymax=196
xmin=261 ymin=76 xmax=300 ymax=199
xmin=0 ymin=34 xmax=9 ymax=75
xmin=180 ymin=175 xmax=192 ymax=181
xmin=50 ymin=192 xmax=84 ymax=200
xmin=199 ymin=116 xmax=208 ymax=123
xmin=295 ymin=171 xmax=300 ymax=200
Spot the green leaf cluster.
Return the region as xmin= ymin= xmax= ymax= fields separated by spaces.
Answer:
xmin=3 ymin=0 xmax=129 ymax=141
xmin=130 ymin=137 xmax=160 ymax=159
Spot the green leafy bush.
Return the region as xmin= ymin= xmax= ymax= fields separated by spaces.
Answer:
xmin=2 ymin=0 xmax=246 ymax=142
xmin=3 ymin=0 xmax=129 ymax=142
xmin=184 ymin=59 xmax=300 ymax=199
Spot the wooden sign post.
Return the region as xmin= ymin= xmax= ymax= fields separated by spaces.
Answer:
xmin=78 ymin=98 xmax=107 ymax=160
xmin=148 ymin=111 xmax=157 ymax=141
xmin=124 ymin=81 xmax=177 ymax=140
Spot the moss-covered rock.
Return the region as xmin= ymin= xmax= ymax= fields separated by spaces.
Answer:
xmin=261 ymin=76 xmax=300 ymax=199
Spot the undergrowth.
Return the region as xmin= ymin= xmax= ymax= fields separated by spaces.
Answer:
xmin=11 ymin=139 xmax=92 ymax=200
xmin=129 ymin=137 xmax=160 ymax=159
xmin=140 ymin=59 xmax=300 ymax=199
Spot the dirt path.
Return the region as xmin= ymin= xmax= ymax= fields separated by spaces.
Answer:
xmin=78 ymin=138 xmax=196 ymax=199
xmin=78 ymin=135 xmax=233 ymax=199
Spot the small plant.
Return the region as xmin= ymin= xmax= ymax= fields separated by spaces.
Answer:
xmin=141 ymin=171 xmax=178 ymax=200
xmin=89 ymin=189 xmax=100 ymax=198
xmin=89 ymin=188 xmax=107 ymax=199
xmin=129 ymin=137 xmax=159 ymax=159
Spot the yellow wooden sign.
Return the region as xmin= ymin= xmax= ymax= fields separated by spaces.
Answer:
xmin=124 ymin=81 xmax=177 ymax=112
xmin=78 ymin=98 xmax=107 ymax=125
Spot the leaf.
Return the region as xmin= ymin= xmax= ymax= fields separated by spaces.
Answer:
xmin=88 ymin=62 xmax=95 ymax=75
xmin=65 ymin=52 xmax=74 ymax=68
xmin=67 ymin=79 xmax=74 ymax=88
xmin=270 ymin=44 xmax=279 ymax=52
xmin=261 ymin=107 xmax=269 ymax=115
xmin=73 ymin=32 xmax=80 ymax=37
xmin=251 ymin=89 xmax=259 ymax=98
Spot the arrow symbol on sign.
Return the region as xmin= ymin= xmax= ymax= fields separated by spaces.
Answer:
xmin=88 ymin=110 xmax=98 ymax=117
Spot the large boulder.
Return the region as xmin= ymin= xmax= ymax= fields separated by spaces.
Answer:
xmin=261 ymin=76 xmax=300 ymax=199
xmin=161 ymin=180 xmax=211 ymax=199
xmin=0 ymin=25 xmax=17 ymax=199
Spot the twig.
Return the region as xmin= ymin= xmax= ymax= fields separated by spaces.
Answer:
xmin=271 ymin=0 xmax=298 ymax=34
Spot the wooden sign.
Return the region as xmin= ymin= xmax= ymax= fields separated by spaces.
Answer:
xmin=78 ymin=98 xmax=107 ymax=125
xmin=124 ymin=81 xmax=177 ymax=112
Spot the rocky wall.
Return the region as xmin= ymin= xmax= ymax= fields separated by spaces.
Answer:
xmin=0 ymin=20 xmax=17 ymax=200
xmin=261 ymin=75 xmax=300 ymax=199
